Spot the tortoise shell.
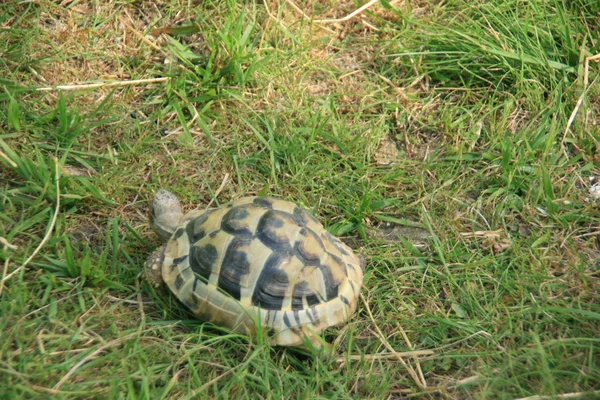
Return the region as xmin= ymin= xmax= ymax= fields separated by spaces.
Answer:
xmin=160 ymin=196 xmax=363 ymax=346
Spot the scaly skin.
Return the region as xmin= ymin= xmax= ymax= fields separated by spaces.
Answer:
xmin=144 ymin=245 xmax=166 ymax=288
xmin=149 ymin=189 xmax=183 ymax=241
xmin=145 ymin=189 xmax=184 ymax=287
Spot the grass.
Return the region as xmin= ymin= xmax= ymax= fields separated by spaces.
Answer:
xmin=1 ymin=0 xmax=599 ymax=398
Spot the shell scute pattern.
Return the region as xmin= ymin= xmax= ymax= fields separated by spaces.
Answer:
xmin=189 ymin=242 xmax=217 ymax=281
xmin=221 ymin=205 xmax=256 ymax=237
xmin=218 ymin=238 xmax=253 ymax=301
xmin=161 ymin=196 xmax=363 ymax=346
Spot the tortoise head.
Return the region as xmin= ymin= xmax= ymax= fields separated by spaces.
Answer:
xmin=149 ymin=189 xmax=184 ymax=241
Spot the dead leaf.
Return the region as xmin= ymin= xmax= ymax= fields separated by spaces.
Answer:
xmin=62 ymin=165 xmax=93 ymax=177
xmin=374 ymin=135 xmax=398 ymax=166
xmin=492 ymin=239 xmax=511 ymax=254
xmin=460 ymin=229 xmax=503 ymax=239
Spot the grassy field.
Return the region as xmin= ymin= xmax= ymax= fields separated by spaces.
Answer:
xmin=1 ymin=0 xmax=599 ymax=398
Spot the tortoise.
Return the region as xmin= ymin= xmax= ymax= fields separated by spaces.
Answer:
xmin=145 ymin=190 xmax=364 ymax=347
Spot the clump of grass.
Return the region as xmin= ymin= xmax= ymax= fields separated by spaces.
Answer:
xmin=149 ymin=3 xmax=268 ymax=146
xmin=385 ymin=0 xmax=591 ymax=95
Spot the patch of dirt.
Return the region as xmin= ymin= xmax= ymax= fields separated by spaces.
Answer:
xmin=70 ymin=222 xmax=102 ymax=244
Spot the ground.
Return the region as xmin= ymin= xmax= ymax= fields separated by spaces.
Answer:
xmin=1 ymin=0 xmax=599 ymax=399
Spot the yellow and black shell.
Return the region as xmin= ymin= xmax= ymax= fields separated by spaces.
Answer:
xmin=160 ymin=196 xmax=363 ymax=346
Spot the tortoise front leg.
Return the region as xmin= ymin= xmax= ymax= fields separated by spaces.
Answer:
xmin=144 ymin=245 xmax=166 ymax=289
